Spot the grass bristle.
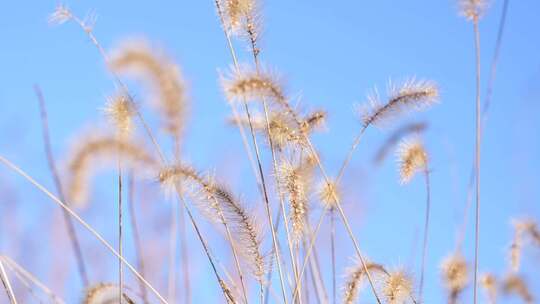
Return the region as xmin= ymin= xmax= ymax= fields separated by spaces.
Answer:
xmin=502 ymin=274 xmax=534 ymax=304
xmin=83 ymin=283 xmax=135 ymax=304
xmin=103 ymin=94 xmax=135 ymax=137
xmin=318 ymin=180 xmax=340 ymax=210
xmin=342 ymin=261 xmax=386 ymax=304
xmin=459 ymin=0 xmax=489 ymax=20
xmin=111 ymin=40 xmax=187 ymax=136
xmin=277 ymin=157 xmax=314 ymax=243
xmin=396 ymin=137 xmax=428 ymax=184
xmin=222 ymin=67 xmax=286 ymax=104
xmin=360 ymin=78 xmax=438 ymax=128
xmin=158 ymin=164 xmax=266 ymax=280
xmin=66 ymin=134 xmax=157 ymax=207
xmin=382 ymin=270 xmax=413 ymax=304
xmin=441 ymin=253 xmax=469 ymax=302
xmin=480 ymin=273 xmax=497 ymax=303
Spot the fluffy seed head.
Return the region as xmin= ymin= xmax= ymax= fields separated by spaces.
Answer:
xmin=374 ymin=122 xmax=427 ymax=164
xmin=509 ymin=218 xmax=540 ymax=272
xmin=49 ymin=4 xmax=72 ymax=25
xmin=459 ymin=0 xmax=489 ymax=20
xmin=158 ymin=164 xmax=266 ymax=280
xmin=277 ymin=158 xmax=313 ymax=242
xmin=111 ymin=40 xmax=187 ymax=137
xmin=360 ymin=78 xmax=438 ymax=128
xmin=65 ymin=134 xmax=157 ymax=207
xmin=342 ymin=261 xmax=387 ymax=304
xmin=221 ymin=0 xmax=255 ymax=33
xmin=383 ymin=270 xmax=413 ymax=304
xmin=397 ymin=137 xmax=428 ymax=184
xmin=318 ymin=180 xmax=340 ymax=209
xmin=502 ymin=274 xmax=534 ymax=304
xmin=480 ymin=273 xmax=497 ymax=303
xmin=231 ymin=109 xmax=324 ymax=150
xmin=301 ymin=110 xmax=327 ymax=133
xmin=514 ymin=219 xmax=540 ymax=245
xmin=103 ymin=94 xmax=135 ymax=137
xmin=441 ymin=253 xmax=469 ymax=297
xmin=83 ymin=283 xmax=135 ymax=304
xmin=222 ymin=68 xmax=286 ymax=104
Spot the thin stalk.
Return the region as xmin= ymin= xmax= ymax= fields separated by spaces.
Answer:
xmin=213 ymin=2 xmax=289 ymax=302
xmin=330 ymin=209 xmax=336 ymax=304
xmin=0 ymin=155 xmax=169 ymax=303
xmin=264 ymin=206 xmax=283 ymax=304
xmin=4 ymin=264 xmax=42 ymax=303
xmin=59 ymin=11 xmax=234 ymax=302
xmin=1 ymin=256 xmax=65 ymax=304
xmin=118 ymin=162 xmax=124 ymax=304
xmin=246 ymin=17 xmax=301 ymax=301
xmin=303 ymin=238 xmax=322 ymax=304
xmin=173 ymin=138 xmax=191 ymax=304
xmin=175 ymin=188 xmax=239 ymax=303
xmin=127 ymin=173 xmax=149 ymax=304
xmin=0 ymin=260 xmax=17 ymax=304
xmin=337 ymin=126 xmax=367 ymax=182
xmin=66 ymin=12 xmax=166 ymax=163
xmin=178 ymin=201 xmax=191 ymax=304
xmin=291 ymin=212 xmax=325 ymax=303
xmin=213 ymin=198 xmax=250 ymax=304
xmin=304 ymin=216 xmax=328 ymax=304
xmin=167 ymin=198 xmax=178 ymax=303
xmin=457 ymin=0 xmax=509 ymax=252
xmin=419 ymin=168 xmax=431 ymax=300
xmin=174 ymin=166 xmax=249 ymax=303
xmin=34 ymin=85 xmax=89 ymax=287
xmin=294 ymin=138 xmax=382 ymax=304
xmin=261 ymin=105 xmax=379 ymax=303
xmin=472 ymin=16 xmax=482 ymax=304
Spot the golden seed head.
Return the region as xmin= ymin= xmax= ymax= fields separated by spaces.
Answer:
xmin=49 ymin=4 xmax=72 ymax=25
xmin=222 ymin=0 xmax=255 ymax=33
xmin=397 ymin=137 xmax=428 ymax=184
xmin=502 ymin=274 xmax=534 ymax=303
xmin=459 ymin=0 xmax=489 ymax=20
xmin=222 ymin=67 xmax=286 ymax=104
xmin=301 ymin=110 xmax=327 ymax=133
xmin=83 ymin=283 xmax=135 ymax=304
xmin=361 ymin=78 xmax=438 ymax=128
xmin=65 ymin=134 xmax=156 ymax=207
xmin=103 ymin=94 xmax=135 ymax=137
xmin=383 ymin=270 xmax=413 ymax=304
xmin=480 ymin=273 xmax=497 ymax=303
xmin=343 ymin=260 xmax=387 ymax=304
xmin=441 ymin=253 xmax=469 ymax=294
xmin=111 ymin=40 xmax=187 ymax=136
xmin=318 ymin=180 xmax=340 ymax=209
xmin=277 ymin=158 xmax=313 ymax=242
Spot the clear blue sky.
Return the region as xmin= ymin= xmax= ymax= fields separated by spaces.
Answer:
xmin=0 ymin=0 xmax=539 ymax=303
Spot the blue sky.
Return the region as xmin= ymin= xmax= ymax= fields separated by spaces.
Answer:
xmin=0 ymin=0 xmax=539 ymax=303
